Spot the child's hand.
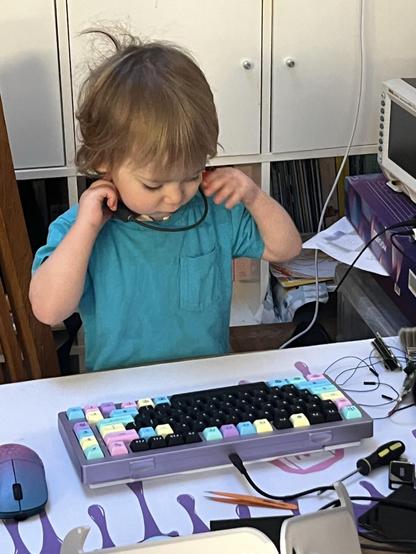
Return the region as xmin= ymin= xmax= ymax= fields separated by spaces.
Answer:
xmin=201 ymin=167 xmax=259 ymax=209
xmin=78 ymin=178 xmax=119 ymax=231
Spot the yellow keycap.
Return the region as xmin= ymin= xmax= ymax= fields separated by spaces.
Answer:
xmin=137 ymin=398 xmax=155 ymax=409
xmin=289 ymin=413 xmax=310 ymax=428
xmin=253 ymin=419 xmax=273 ymax=433
xmin=319 ymin=391 xmax=345 ymax=401
xmin=79 ymin=436 xmax=99 ymax=450
xmin=85 ymin=410 xmax=104 ymax=424
xmin=155 ymin=424 xmax=174 ymax=438
xmin=99 ymin=423 xmax=125 ymax=438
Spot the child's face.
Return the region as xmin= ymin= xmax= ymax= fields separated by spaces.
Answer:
xmin=111 ymin=162 xmax=204 ymax=220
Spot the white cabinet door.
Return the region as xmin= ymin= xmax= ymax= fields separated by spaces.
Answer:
xmin=0 ymin=0 xmax=65 ymax=169
xmin=272 ymin=0 xmax=416 ymax=155
xmin=67 ymin=0 xmax=262 ymax=157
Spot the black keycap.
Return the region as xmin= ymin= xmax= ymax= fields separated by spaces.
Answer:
xmin=324 ymin=408 xmax=342 ymax=422
xmin=184 ymin=431 xmax=202 ymax=444
xmin=308 ymin=411 xmax=325 ymax=424
xmin=281 ymin=384 xmax=298 ymax=393
xmin=174 ymin=422 xmax=191 ymax=433
xmin=166 ymin=433 xmax=185 ymax=446
xmin=149 ymin=436 xmax=166 ymax=449
xmin=130 ymin=439 xmax=149 ymax=452
xmin=273 ymin=417 xmax=292 ymax=429
xmin=125 ymin=421 xmax=137 ymax=430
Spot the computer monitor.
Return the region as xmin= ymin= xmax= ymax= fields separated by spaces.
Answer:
xmin=378 ymin=78 xmax=416 ymax=203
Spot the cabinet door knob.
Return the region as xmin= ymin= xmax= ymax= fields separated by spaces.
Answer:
xmin=241 ymin=59 xmax=254 ymax=70
xmin=284 ymin=58 xmax=296 ymax=68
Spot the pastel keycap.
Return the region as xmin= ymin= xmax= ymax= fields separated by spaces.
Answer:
xmin=110 ymin=407 xmax=138 ymax=418
xmin=237 ymin=421 xmax=256 ymax=436
xmin=202 ymin=427 xmax=223 ymax=441
xmin=220 ymin=424 xmax=239 ymax=438
xmin=66 ymin=407 xmax=85 ymax=421
xmin=139 ymin=427 xmax=157 ymax=440
xmin=254 ymin=419 xmax=273 ymax=433
xmin=121 ymin=401 xmax=137 ymax=409
xmin=267 ymin=379 xmax=287 ymax=388
xmin=79 ymin=436 xmax=99 ymax=450
xmin=319 ymin=391 xmax=345 ymax=401
xmin=84 ymin=445 xmax=104 ymax=460
xmin=104 ymin=430 xmax=138 ymax=447
xmin=153 ymin=396 xmax=170 ymax=406
xmin=289 ymin=413 xmax=310 ymax=427
xmin=155 ymin=424 xmax=174 ymax=438
xmin=306 ymin=373 xmax=326 ymax=381
xmin=108 ymin=441 xmax=128 ymax=456
xmin=137 ymin=398 xmax=155 ymax=409
xmin=96 ymin=415 xmax=134 ymax=429
xmin=99 ymin=402 xmax=116 ymax=417
xmin=76 ymin=428 xmax=95 ymax=441
xmin=73 ymin=421 xmax=91 ymax=436
xmin=341 ymin=406 xmax=362 ymax=419
xmin=85 ymin=410 xmax=104 ymax=424
xmin=334 ymin=398 xmax=352 ymax=410
xmin=99 ymin=423 xmax=126 ymax=438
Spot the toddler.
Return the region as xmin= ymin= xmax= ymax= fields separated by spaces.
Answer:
xmin=29 ymin=32 xmax=301 ymax=371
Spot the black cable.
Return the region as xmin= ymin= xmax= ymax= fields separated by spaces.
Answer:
xmin=228 ymin=452 xmax=334 ymax=499
xmin=114 ymin=187 xmax=208 ymax=232
xmin=335 ymin=218 xmax=416 ymax=292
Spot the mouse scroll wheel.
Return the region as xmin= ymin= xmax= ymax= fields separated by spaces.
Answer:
xmin=13 ymin=483 xmax=23 ymax=500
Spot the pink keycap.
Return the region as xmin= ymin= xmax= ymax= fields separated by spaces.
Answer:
xmin=121 ymin=401 xmax=136 ymax=409
xmin=104 ymin=430 xmax=138 ymax=447
xmin=334 ymin=398 xmax=352 ymax=410
xmin=306 ymin=374 xmax=325 ymax=381
xmin=84 ymin=404 xmax=99 ymax=413
xmin=108 ymin=441 xmax=128 ymax=456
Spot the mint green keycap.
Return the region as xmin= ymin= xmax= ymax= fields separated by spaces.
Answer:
xmin=341 ymin=405 xmax=362 ymax=419
xmin=84 ymin=445 xmax=104 ymax=460
xmin=202 ymin=427 xmax=223 ymax=441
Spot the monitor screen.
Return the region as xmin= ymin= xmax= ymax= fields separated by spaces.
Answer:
xmin=388 ymin=100 xmax=416 ymax=178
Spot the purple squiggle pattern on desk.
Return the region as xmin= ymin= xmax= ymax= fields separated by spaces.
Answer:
xmin=127 ymin=481 xmax=179 ymax=541
xmin=39 ymin=511 xmax=62 ymax=554
xmin=176 ymin=495 xmax=209 ymax=533
xmin=294 ymin=361 xmax=311 ymax=378
xmin=2 ymin=519 xmax=30 ymax=554
xmin=88 ymin=505 xmax=115 ymax=548
xmin=352 ymin=480 xmax=384 ymax=522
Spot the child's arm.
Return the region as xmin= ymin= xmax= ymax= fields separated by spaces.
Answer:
xmin=29 ymin=180 xmax=118 ymax=325
xmin=201 ymin=168 xmax=302 ymax=262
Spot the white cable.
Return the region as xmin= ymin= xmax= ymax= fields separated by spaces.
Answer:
xmin=279 ymin=0 xmax=365 ymax=349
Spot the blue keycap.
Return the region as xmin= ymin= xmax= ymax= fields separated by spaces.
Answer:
xmin=202 ymin=427 xmax=223 ymax=441
xmin=110 ymin=407 xmax=138 ymax=418
xmin=341 ymin=406 xmax=362 ymax=419
xmin=237 ymin=421 xmax=256 ymax=436
xmin=75 ymin=428 xmax=94 ymax=441
xmin=267 ymin=379 xmax=287 ymax=388
xmin=286 ymin=377 xmax=309 ymax=388
xmin=96 ymin=415 xmax=134 ymax=429
xmin=66 ymin=407 xmax=85 ymax=421
xmin=153 ymin=396 xmax=170 ymax=406
xmin=139 ymin=427 xmax=157 ymax=441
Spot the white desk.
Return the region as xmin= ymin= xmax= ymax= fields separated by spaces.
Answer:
xmin=0 ymin=338 xmax=413 ymax=553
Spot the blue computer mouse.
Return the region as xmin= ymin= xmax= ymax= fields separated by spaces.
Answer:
xmin=0 ymin=443 xmax=48 ymax=520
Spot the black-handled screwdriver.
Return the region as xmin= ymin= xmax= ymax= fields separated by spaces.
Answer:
xmin=337 ymin=440 xmax=405 ymax=484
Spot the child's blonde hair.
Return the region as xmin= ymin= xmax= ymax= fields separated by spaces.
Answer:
xmin=75 ymin=30 xmax=219 ymax=176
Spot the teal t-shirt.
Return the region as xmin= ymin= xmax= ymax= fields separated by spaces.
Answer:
xmin=32 ymin=193 xmax=264 ymax=371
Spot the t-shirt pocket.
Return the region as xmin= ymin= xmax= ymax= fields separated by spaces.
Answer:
xmin=180 ymin=247 xmax=219 ymax=312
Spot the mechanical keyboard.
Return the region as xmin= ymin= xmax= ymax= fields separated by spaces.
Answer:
xmin=58 ymin=372 xmax=373 ymax=487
